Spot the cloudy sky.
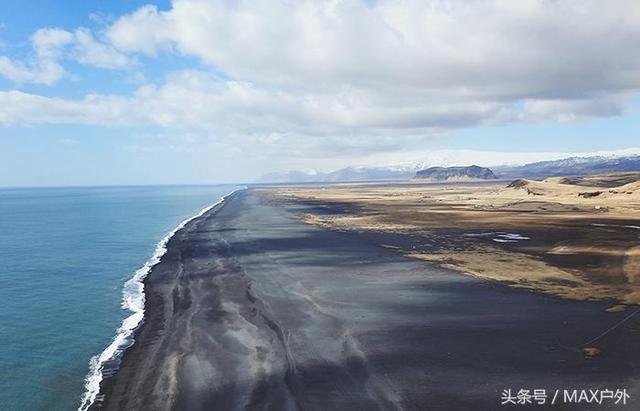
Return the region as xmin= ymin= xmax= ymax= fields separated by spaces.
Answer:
xmin=1 ymin=0 xmax=639 ymax=186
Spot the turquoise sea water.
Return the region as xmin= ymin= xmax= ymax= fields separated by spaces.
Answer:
xmin=0 ymin=185 xmax=240 ymax=411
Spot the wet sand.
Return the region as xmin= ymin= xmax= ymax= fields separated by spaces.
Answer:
xmin=97 ymin=189 xmax=640 ymax=410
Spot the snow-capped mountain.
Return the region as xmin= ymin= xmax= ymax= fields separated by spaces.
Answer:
xmin=258 ymin=152 xmax=640 ymax=184
xmin=493 ymin=155 xmax=640 ymax=179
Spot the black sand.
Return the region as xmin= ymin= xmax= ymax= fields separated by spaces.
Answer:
xmin=96 ymin=189 xmax=640 ymax=410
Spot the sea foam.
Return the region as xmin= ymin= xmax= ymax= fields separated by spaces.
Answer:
xmin=78 ymin=188 xmax=244 ymax=411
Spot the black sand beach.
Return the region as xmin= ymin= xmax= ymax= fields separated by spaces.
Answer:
xmin=95 ymin=189 xmax=640 ymax=410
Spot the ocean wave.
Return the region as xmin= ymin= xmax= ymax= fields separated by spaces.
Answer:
xmin=78 ymin=188 xmax=244 ymax=411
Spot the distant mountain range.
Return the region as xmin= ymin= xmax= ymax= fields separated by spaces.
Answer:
xmin=415 ymin=165 xmax=496 ymax=181
xmin=258 ymin=154 xmax=640 ymax=183
xmin=493 ymin=155 xmax=640 ymax=179
xmin=258 ymin=166 xmax=415 ymax=183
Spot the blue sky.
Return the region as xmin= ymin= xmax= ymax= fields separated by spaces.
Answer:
xmin=1 ymin=1 xmax=639 ymax=187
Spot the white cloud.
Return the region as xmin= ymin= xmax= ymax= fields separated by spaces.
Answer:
xmin=49 ymin=0 xmax=631 ymax=134
xmin=0 ymin=27 xmax=133 ymax=85
xmin=71 ymin=28 xmax=134 ymax=69
xmin=522 ymin=95 xmax=631 ymax=122
xmin=0 ymin=70 xmax=516 ymax=131
xmin=5 ymin=1 xmax=640 ymax=122
xmin=107 ymin=5 xmax=172 ymax=55
xmin=2 ymin=0 xmax=640 ymax=168
xmin=105 ymin=0 xmax=640 ymax=98
xmin=0 ymin=28 xmax=72 ymax=84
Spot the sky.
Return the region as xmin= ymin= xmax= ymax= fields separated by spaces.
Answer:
xmin=1 ymin=0 xmax=639 ymax=187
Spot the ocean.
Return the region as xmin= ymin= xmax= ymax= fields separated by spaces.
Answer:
xmin=0 ymin=185 xmax=241 ymax=411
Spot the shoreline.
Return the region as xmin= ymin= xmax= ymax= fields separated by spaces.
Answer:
xmin=92 ymin=188 xmax=640 ymax=409
xmin=80 ymin=188 xmax=244 ymax=411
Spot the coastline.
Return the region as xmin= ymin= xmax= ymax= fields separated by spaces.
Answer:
xmin=92 ymin=188 xmax=640 ymax=410
xmin=80 ymin=188 xmax=244 ymax=411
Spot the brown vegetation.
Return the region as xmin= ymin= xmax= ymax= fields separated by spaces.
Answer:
xmin=263 ymin=173 xmax=640 ymax=304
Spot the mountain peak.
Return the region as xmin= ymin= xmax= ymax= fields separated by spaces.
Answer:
xmin=415 ymin=165 xmax=497 ymax=181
